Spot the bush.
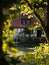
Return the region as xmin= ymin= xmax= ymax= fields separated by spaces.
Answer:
xmin=16 ymin=43 xmax=49 ymax=65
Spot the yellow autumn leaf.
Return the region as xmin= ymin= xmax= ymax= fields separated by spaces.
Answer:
xmin=2 ymin=43 xmax=8 ymax=52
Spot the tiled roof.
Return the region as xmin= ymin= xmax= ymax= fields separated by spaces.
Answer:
xmin=11 ymin=14 xmax=40 ymax=28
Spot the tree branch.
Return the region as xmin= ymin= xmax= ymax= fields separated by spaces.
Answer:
xmin=25 ymin=0 xmax=48 ymax=42
xmin=25 ymin=0 xmax=46 ymax=28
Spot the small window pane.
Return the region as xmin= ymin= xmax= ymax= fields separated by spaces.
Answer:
xmin=21 ymin=18 xmax=31 ymax=25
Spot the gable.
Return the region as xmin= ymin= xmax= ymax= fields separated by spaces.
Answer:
xmin=11 ymin=14 xmax=40 ymax=28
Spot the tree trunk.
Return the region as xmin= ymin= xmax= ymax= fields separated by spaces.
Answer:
xmin=34 ymin=11 xmax=48 ymax=42
xmin=0 ymin=8 xmax=4 ymax=58
xmin=46 ymin=4 xmax=49 ymax=42
xmin=0 ymin=8 xmax=9 ymax=65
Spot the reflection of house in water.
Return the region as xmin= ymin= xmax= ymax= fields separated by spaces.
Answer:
xmin=10 ymin=14 xmax=46 ymax=47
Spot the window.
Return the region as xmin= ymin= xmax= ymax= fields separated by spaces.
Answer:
xmin=37 ymin=29 xmax=42 ymax=37
xmin=21 ymin=18 xmax=31 ymax=26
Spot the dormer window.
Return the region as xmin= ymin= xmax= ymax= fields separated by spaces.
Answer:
xmin=21 ymin=18 xmax=31 ymax=26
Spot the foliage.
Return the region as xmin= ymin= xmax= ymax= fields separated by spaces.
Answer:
xmin=2 ymin=42 xmax=49 ymax=65
xmin=2 ymin=17 xmax=18 ymax=58
xmin=35 ymin=8 xmax=44 ymax=21
xmin=15 ymin=43 xmax=49 ymax=65
xmin=28 ymin=24 xmax=41 ymax=30
xmin=1 ymin=0 xmax=48 ymax=65
xmin=20 ymin=3 xmax=33 ymax=15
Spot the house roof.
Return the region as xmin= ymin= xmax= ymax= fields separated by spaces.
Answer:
xmin=11 ymin=13 xmax=40 ymax=28
xmin=2 ymin=8 xmax=47 ymax=28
